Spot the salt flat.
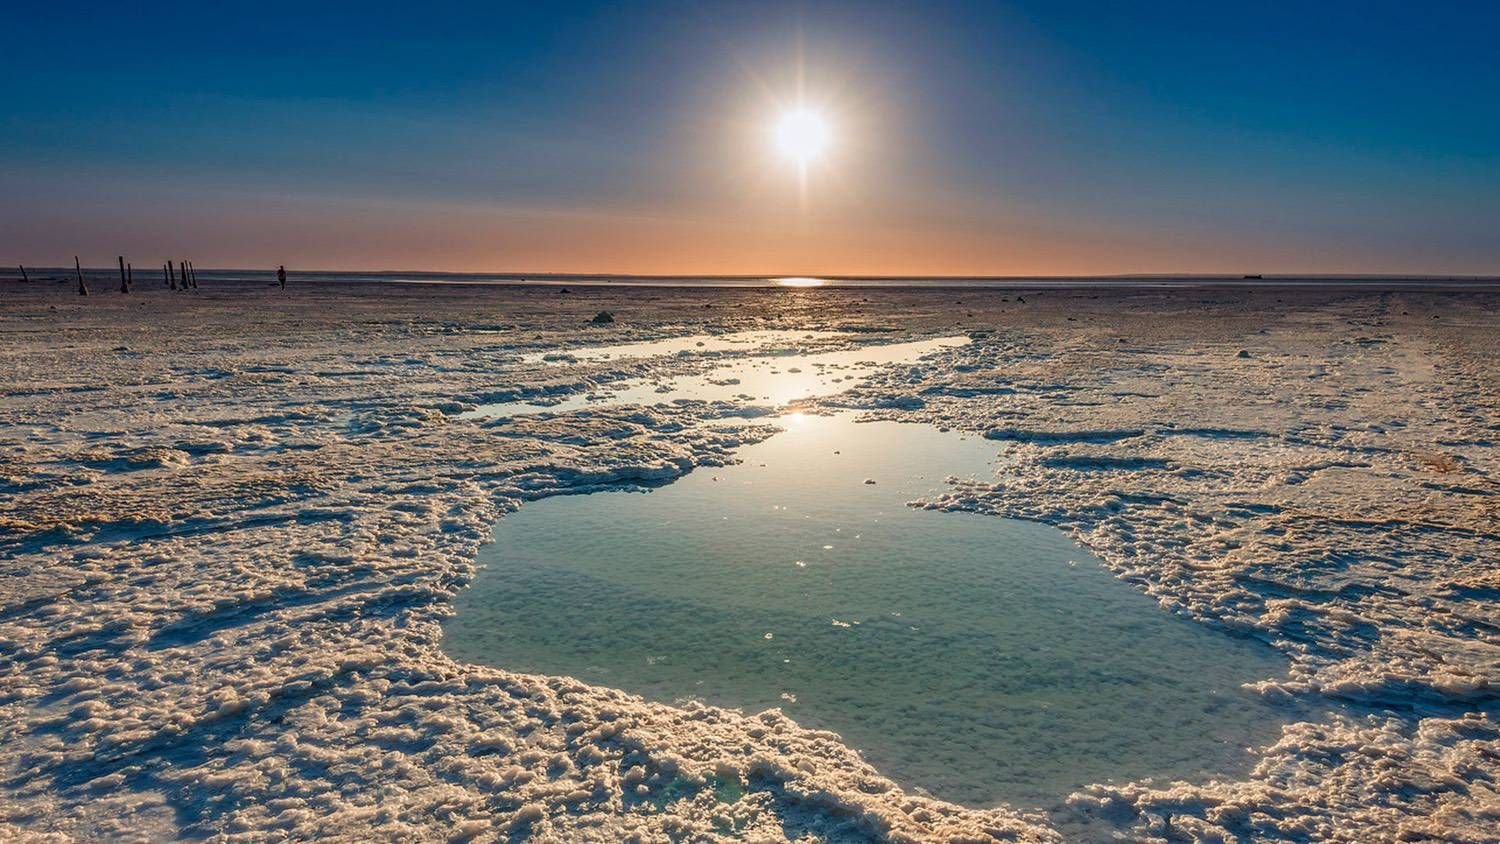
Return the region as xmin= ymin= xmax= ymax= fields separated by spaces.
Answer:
xmin=0 ymin=279 xmax=1495 ymax=842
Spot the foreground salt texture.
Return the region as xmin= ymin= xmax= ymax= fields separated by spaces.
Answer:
xmin=0 ymin=281 xmax=1495 ymax=842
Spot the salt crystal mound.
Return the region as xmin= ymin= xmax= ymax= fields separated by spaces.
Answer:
xmin=0 ymin=281 xmax=1496 ymax=842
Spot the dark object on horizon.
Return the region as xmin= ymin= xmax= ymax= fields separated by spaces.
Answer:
xmin=162 ymin=263 xmax=169 ymax=288
xmin=188 ymin=261 xmax=199 ymax=289
xmin=118 ymin=256 xmax=129 ymax=294
xmin=127 ymin=262 xmax=134 ymax=290
xmin=277 ymin=265 xmax=287 ymax=289
xmin=1237 ymin=349 xmax=1252 ymax=359
xmin=168 ymin=260 xmax=179 ymax=291
xmin=1244 ymin=274 xmax=1263 ymax=279
xmin=591 ymin=311 xmax=615 ymax=324
xmin=74 ymin=257 xmax=89 ymax=296
xmin=559 ymin=287 xmax=571 ymax=294
xmin=18 ymin=265 xmax=29 ymax=283
xmin=1017 ymin=295 xmax=1026 ymax=304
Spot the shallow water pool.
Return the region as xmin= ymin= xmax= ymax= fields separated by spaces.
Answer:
xmin=467 ymin=335 xmax=968 ymax=418
xmin=445 ymin=414 xmax=1293 ymax=808
xmin=517 ymin=329 xmax=853 ymax=365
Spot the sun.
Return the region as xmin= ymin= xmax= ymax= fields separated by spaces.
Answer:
xmin=774 ymin=107 xmax=830 ymax=164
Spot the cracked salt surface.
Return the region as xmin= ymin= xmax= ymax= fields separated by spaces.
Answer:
xmin=445 ymin=413 xmax=1302 ymax=809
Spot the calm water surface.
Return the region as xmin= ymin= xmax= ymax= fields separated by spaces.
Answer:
xmin=445 ymin=414 xmax=1293 ymax=808
xmin=467 ymin=335 xmax=968 ymax=419
xmin=517 ymin=329 xmax=852 ymax=365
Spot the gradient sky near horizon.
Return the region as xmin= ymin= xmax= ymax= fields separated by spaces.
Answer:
xmin=4 ymin=1 xmax=1498 ymax=275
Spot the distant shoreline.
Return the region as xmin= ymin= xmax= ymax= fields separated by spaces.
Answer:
xmin=8 ymin=269 xmax=1500 ymax=291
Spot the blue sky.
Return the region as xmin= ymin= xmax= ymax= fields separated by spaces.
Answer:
xmin=4 ymin=1 xmax=1497 ymax=274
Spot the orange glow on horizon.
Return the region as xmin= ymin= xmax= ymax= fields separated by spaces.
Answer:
xmin=17 ymin=177 xmax=1490 ymax=278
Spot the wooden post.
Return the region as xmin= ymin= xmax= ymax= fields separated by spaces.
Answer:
xmin=75 ymin=257 xmax=89 ymax=296
xmin=18 ymin=265 xmax=28 ymax=283
xmin=163 ymin=263 xmax=170 ymax=288
xmin=119 ymin=256 xmax=129 ymax=294
xmin=188 ymin=261 xmax=198 ymax=289
xmin=127 ymin=262 xmax=134 ymax=289
xmin=169 ymin=260 xmax=178 ymax=291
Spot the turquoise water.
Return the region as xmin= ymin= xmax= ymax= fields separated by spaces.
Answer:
xmin=444 ymin=414 xmax=1292 ymax=808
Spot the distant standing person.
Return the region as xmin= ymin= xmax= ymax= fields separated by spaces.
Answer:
xmin=277 ymin=265 xmax=287 ymax=289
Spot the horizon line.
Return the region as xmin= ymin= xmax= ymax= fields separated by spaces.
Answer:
xmin=12 ymin=266 xmax=1500 ymax=281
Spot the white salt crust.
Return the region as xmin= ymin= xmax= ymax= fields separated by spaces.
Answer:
xmin=1 ymin=281 xmax=1495 ymax=842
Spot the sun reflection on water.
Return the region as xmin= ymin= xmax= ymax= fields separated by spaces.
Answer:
xmin=774 ymin=277 xmax=826 ymax=288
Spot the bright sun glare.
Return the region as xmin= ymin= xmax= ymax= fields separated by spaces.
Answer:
xmin=775 ymin=107 xmax=830 ymax=164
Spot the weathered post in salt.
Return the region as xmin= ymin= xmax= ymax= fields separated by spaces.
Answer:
xmin=188 ymin=261 xmax=199 ymax=289
xmin=162 ymin=263 xmax=170 ymax=288
xmin=127 ymin=262 xmax=134 ymax=289
xmin=119 ymin=256 xmax=129 ymax=293
xmin=18 ymin=265 xmax=29 ymax=283
xmin=169 ymin=260 xmax=179 ymax=291
xmin=74 ymin=257 xmax=89 ymax=296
